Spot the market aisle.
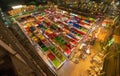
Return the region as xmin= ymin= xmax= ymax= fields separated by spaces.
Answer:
xmin=57 ymin=47 xmax=97 ymax=76
xmin=57 ymin=60 xmax=75 ymax=76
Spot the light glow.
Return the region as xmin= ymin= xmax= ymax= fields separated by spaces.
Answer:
xmin=12 ymin=5 xmax=23 ymax=9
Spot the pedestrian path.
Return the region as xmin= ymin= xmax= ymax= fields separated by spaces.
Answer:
xmin=57 ymin=47 xmax=97 ymax=76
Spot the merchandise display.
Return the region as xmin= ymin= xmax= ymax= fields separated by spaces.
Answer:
xmin=12 ymin=7 xmax=97 ymax=70
xmin=1 ymin=0 xmax=119 ymax=75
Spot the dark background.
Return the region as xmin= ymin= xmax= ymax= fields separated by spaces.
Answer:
xmin=0 ymin=0 xmax=47 ymax=11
